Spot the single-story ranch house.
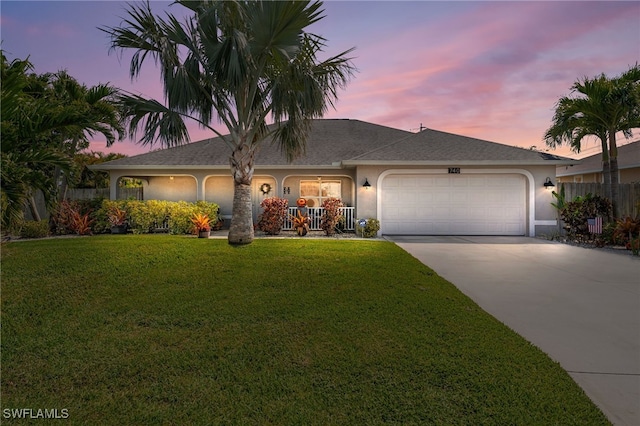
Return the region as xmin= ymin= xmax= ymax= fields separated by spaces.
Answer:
xmin=556 ymin=140 xmax=640 ymax=184
xmin=92 ymin=119 xmax=577 ymax=236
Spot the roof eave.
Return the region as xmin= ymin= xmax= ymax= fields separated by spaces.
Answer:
xmin=341 ymin=159 xmax=579 ymax=166
xmin=557 ymin=163 xmax=639 ymax=177
xmin=89 ymin=164 xmax=347 ymax=171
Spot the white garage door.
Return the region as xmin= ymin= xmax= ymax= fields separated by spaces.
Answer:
xmin=381 ymin=174 xmax=526 ymax=235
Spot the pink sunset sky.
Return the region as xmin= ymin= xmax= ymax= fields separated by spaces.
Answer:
xmin=1 ymin=1 xmax=639 ymax=159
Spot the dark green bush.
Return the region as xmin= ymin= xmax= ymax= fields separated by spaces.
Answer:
xmin=560 ymin=194 xmax=612 ymax=239
xmin=98 ymin=200 xmax=219 ymax=234
xmin=356 ymin=218 xmax=380 ymax=238
xmin=19 ymin=220 xmax=50 ymax=239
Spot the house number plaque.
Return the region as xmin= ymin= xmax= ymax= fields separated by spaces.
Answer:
xmin=448 ymin=167 xmax=461 ymax=174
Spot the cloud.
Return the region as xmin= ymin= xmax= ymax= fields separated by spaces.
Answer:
xmin=325 ymin=1 xmax=638 ymax=152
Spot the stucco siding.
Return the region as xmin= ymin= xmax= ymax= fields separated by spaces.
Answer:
xmin=144 ymin=176 xmax=197 ymax=202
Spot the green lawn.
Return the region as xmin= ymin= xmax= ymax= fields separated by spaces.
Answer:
xmin=1 ymin=235 xmax=609 ymax=425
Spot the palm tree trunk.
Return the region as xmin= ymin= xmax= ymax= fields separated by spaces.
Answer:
xmin=602 ymin=160 xmax=612 ymax=220
xmin=609 ymin=132 xmax=620 ymax=219
xmin=27 ymin=194 xmax=42 ymax=222
xmin=54 ymin=166 xmax=68 ymax=202
xmin=598 ymin=136 xmax=612 ymax=206
xmin=228 ymin=143 xmax=255 ymax=245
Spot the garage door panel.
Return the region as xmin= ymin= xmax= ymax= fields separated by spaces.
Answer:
xmin=382 ymin=174 xmax=525 ymax=235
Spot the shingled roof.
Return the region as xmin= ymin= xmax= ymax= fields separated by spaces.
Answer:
xmin=95 ymin=119 xmax=574 ymax=169
xmin=344 ymin=127 xmax=572 ymax=165
xmin=556 ymin=140 xmax=640 ymax=177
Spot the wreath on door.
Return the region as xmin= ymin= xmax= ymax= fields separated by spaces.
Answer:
xmin=259 ymin=183 xmax=272 ymax=195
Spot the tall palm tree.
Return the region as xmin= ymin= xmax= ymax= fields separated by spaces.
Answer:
xmin=102 ymin=0 xmax=355 ymax=244
xmin=545 ymin=64 xmax=640 ymax=218
xmin=544 ymin=92 xmax=612 ymax=208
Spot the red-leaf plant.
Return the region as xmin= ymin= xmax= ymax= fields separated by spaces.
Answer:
xmin=257 ymin=197 xmax=289 ymax=235
xmin=320 ymin=197 xmax=344 ymax=236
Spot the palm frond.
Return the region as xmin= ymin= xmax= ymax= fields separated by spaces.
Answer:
xmin=119 ymin=94 xmax=190 ymax=147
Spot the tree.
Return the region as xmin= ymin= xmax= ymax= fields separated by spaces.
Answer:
xmin=44 ymin=71 xmax=125 ymax=200
xmin=102 ymin=0 xmax=355 ymax=244
xmin=71 ymin=152 xmax=127 ymax=189
xmin=1 ymin=55 xmax=68 ymax=227
xmin=0 ymin=52 xmax=124 ymax=228
xmin=545 ymin=64 xmax=640 ymax=218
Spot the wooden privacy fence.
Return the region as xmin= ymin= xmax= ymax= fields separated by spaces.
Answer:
xmin=28 ymin=188 xmax=143 ymax=220
xmin=64 ymin=187 xmax=143 ymax=201
xmin=560 ymin=183 xmax=640 ymax=218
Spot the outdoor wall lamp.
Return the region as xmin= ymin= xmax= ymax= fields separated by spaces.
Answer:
xmin=363 ymin=178 xmax=371 ymax=190
xmin=169 ymin=176 xmax=174 ymax=181
xmin=543 ymin=177 xmax=554 ymax=189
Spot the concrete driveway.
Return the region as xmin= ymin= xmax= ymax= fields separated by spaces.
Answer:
xmin=387 ymin=236 xmax=639 ymax=426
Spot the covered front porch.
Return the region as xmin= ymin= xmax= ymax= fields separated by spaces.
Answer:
xmin=107 ymin=169 xmax=359 ymax=228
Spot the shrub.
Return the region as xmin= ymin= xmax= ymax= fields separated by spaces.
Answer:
xmin=51 ymin=200 xmax=95 ymax=235
xmin=167 ymin=201 xmax=196 ymax=234
xmin=107 ymin=206 xmax=127 ymax=227
xmin=19 ymin=220 xmax=50 ymax=239
xmin=612 ymin=217 xmax=640 ymax=249
xmin=70 ymin=210 xmax=94 ymax=235
xmin=356 ymin=218 xmax=380 ymax=238
xmin=320 ymin=197 xmax=344 ymax=236
xmin=560 ymin=194 xmax=612 ymax=240
xmin=51 ymin=200 xmax=76 ymax=235
xmin=257 ymin=197 xmax=289 ymax=235
xmin=191 ymin=212 xmax=211 ymax=232
xmin=96 ymin=199 xmax=219 ymax=235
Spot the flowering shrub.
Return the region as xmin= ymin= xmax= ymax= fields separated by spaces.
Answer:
xmin=257 ymin=197 xmax=288 ymax=235
xmin=320 ymin=197 xmax=344 ymax=236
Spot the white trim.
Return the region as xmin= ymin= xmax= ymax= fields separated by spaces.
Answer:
xmin=376 ymin=169 xmax=536 ymax=236
xmin=535 ymin=220 xmax=558 ymax=226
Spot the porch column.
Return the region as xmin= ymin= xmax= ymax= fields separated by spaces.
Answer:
xmin=196 ymin=176 xmax=206 ymax=201
xmin=110 ymin=173 xmax=120 ymax=200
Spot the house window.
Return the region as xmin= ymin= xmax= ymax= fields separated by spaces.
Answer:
xmin=300 ymin=180 xmax=341 ymax=208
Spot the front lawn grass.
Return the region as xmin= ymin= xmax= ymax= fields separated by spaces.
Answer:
xmin=2 ymin=235 xmax=609 ymax=425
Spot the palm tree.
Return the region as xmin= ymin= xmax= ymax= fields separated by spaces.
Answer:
xmin=1 ymin=55 xmax=69 ymax=227
xmin=102 ymin=0 xmax=355 ymax=245
xmin=44 ymin=71 xmax=124 ymax=201
xmin=0 ymin=53 xmax=124 ymax=227
xmin=545 ymin=64 xmax=640 ymax=218
xmin=544 ymin=93 xmax=612 ymax=208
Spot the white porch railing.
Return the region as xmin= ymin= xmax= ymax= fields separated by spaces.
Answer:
xmin=283 ymin=207 xmax=355 ymax=231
